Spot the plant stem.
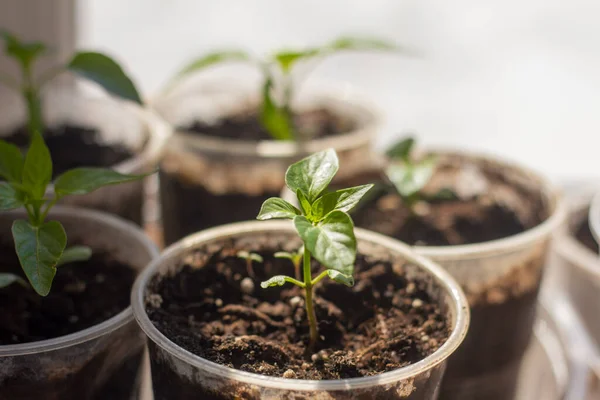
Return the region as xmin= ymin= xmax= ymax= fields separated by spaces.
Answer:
xmin=311 ymin=270 xmax=329 ymax=286
xmin=303 ymin=246 xmax=318 ymax=349
xmin=22 ymin=65 xmax=43 ymax=137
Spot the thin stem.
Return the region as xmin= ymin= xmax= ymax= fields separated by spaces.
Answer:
xmin=293 ymin=257 xmax=301 ymax=281
xmin=283 ymin=276 xmax=305 ymax=288
xmin=311 ymin=270 xmax=329 ymax=286
xmin=39 ymin=197 xmax=58 ymax=224
xmin=24 ymin=204 xmax=36 ymax=224
xmin=22 ymin=64 xmax=43 ymax=137
xmin=303 ymin=246 xmax=318 ymax=349
xmin=246 ymin=259 xmax=255 ymax=278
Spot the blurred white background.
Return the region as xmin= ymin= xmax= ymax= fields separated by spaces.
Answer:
xmin=40 ymin=0 xmax=600 ymax=183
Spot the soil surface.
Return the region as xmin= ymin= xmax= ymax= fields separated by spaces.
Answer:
xmin=6 ymin=125 xmax=133 ymax=177
xmin=0 ymin=244 xmax=136 ymax=344
xmin=182 ymin=108 xmax=355 ymax=141
xmin=575 ymin=217 xmax=599 ymax=254
xmin=147 ymin=241 xmax=450 ymax=380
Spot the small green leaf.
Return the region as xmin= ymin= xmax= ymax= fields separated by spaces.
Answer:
xmin=173 ymin=50 xmax=251 ymax=81
xmin=385 ymin=137 xmax=415 ymax=161
xmin=56 ymin=245 xmax=92 ymax=267
xmin=1 ymin=31 xmax=46 ymax=69
xmin=312 ymin=184 xmax=374 ymax=220
xmin=0 ymin=140 xmax=24 ymax=182
xmin=256 ymin=198 xmax=301 ymax=220
xmin=22 ymin=131 xmax=52 ymax=199
xmin=0 ymin=182 xmax=24 ymax=210
xmin=328 ymin=36 xmax=397 ymax=52
xmin=293 ymin=211 xmax=356 ymax=274
xmin=12 ymin=220 xmax=67 ymax=296
xmin=285 ymin=149 xmax=339 ymax=203
xmin=260 ymin=275 xmax=304 ymax=288
xmin=274 ymin=252 xmax=293 ymax=260
xmin=297 ymin=189 xmax=312 ymax=217
xmin=273 ymin=49 xmax=319 ymax=73
xmin=260 ymin=76 xmax=294 ymax=141
xmin=68 ymin=52 xmax=142 ymax=104
xmin=54 ymin=167 xmax=148 ymax=196
xmin=386 ymin=156 xmax=436 ymax=199
xmin=0 ymin=273 xmax=28 ymax=289
xmin=326 ymin=269 xmax=354 ymax=287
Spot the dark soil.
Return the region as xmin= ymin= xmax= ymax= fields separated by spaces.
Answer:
xmin=182 ymin=108 xmax=355 ymax=142
xmin=0 ymin=244 xmax=136 ymax=344
xmin=6 ymin=125 xmax=133 ymax=178
xmin=575 ymin=217 xmax=599 ymax=254
xmin=146 ymin=241 xmax=450 ymax=380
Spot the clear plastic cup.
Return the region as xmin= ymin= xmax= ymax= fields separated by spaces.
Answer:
xmin=0 ymin=206 xmax=159 ymax=400
xmin=151 ymin=79 xmax=381 ymax=245
xmin=0 ymin=86 xmax=171 ymax=225
xmin=132 ymin=220 xmax=470 ymax=400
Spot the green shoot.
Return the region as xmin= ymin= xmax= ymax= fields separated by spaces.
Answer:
xmin=0 ymin=31 xmax=142 ymax=138
xmin=274 ymin=246 xmax=303 ymax=281
xmin=257 ymin=149 xmax=373 ymax=349
xmin=167 ymin=36 xmax=398 ymax=141
xmin=0 ymin=273 xmax=28 ymax=289
xmin=385 ymin=137 xmax=457 ymax=212
xmin=0 ymin=131 xmax=150 ymax=296
xmin=236 ymin=250 xmax=263 ymax=278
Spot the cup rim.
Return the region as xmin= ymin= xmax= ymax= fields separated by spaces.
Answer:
xmin=0 ymin=206 xmax=159 ymax=357
xmin=131 ymin=220 xmax=470 ymax=391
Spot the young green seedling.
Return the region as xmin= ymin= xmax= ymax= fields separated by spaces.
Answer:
xmin=236 ymin=250 xmax=263 ymax=278
xmin=0 ymin=130 xmax=149 ymax=296
xmin=166 ymin=36 xmax=398 ymax=141
xmin=0 ymin=31 xmax=142 ymax=138
xmin=274 ymin=246 xmax=303 ymax=281
xmin=256 ymin=149 xmax=373 ymax=348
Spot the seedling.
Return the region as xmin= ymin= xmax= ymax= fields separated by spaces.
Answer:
xmin=256 ymin=149 xmax=373 ymax=348
xmin=0 ymin=130 xmax=149 ymax=295
xmin=236 ymin=250 xmax=263 ymax=278
xmin=0 ymin=31 xmax=142 ymax=138
xmin=274 ymin=246 xmax=303 ymax=281
xmin=166 ymin=36 xmax=398 ymax=141
xmin=385 ymin=137 xmax=456 ymax=212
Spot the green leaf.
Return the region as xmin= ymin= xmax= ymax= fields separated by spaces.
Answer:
xmin=293 ymin=211 xmax=356 ymax=274
xmin=1 ymin=31 xmax=46 ymax=69
xmin=12 ymin=220 xmax=67 ymax=296
xmin=256 ymin=197 xmax=301 ymax=220
xmin=386 ymin=156 xmax=436 ymax=199
xmin=56 ymin=245 xmax=92 ymax=267
xmin=273 ymin=49 xmax=319 ymax=73
xmin=296 ymin=189 xmax=312 ymax=217
xmin=312 ymin=184 xmax=374 ymax=220
xmin=22 ymin=131 xmax=52 ymax=199
xmin=260 ymin=76 xmax=294 ymax=140
xmin=274 ymin=252 xmax=293 ymax=260
xmin=285 ymin=149 xmax=339 ymax=203
xmin=326 ymin=269 xmax=354 ymax=287
xmin=328 ymin=36 xmax=397 ymax=52
xmin=173 ymin=50 xmax=251 ymax=81
xmin=0 ymin=182 xmax=24 ymax=210
xmin=0 ymin=140 xmax=24 ymax=182
xmin=0 ymin=273 xmax=28 ymax=289
xmin=54 ymin=167 xmax=148 ymax=196
xmin=260 ymin=275 xmax=303 ymax=288
xmin=68 ymin=52 xmax=142 ymax=104
xmin=385 ymin=137 xmax=415 ymax=161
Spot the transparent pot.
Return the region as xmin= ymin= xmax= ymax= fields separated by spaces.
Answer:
xmin=152 ymin=79 xmax=381 ymax=245
xmin=132 ymin=220 xmax=470 ymax=400
xmin=0 ymin=206 xmax=159 ymax=400
xmin=551 ymin=188 xmax=600 ymax=348
xmin=0 ymin=86 xmax=171 ymax=225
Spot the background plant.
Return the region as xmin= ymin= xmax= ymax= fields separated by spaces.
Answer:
xmin=166 ymin=36 xmax=398 ymax=141
xmin=0 ymin=31 xmax=142 ymax=138
xmin=0 ymin=130 xmax=149 ymax=296
xmin=256 ymin=149 xmax=372 ymax=348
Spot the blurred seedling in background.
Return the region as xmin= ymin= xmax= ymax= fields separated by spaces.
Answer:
xmin=165 ymin=36 xmax=400 ymax=141
xmin=274 ymin=246 xmax=304 ymax=281
xmin=256 ymin=149 xmax=373 ymax=348
xmin=236 ymin=251 xmax=263 ymax=278
xmin=0 ymin=31 xmax=142 ymax=138
xmin=0 ymin=131 xmax=150 ymax=296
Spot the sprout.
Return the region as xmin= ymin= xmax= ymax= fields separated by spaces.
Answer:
xmin=236 ymin=250 xmax=263 ymax=278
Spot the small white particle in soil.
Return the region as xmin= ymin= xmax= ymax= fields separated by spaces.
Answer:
xmin=215 ymin=298 xmax=223 ymax=307
xmin=319 ymin=350 xmax=329 ymax=360
xmin=240 ymin=277 xmax=255 ymax=294
xmin=69 ymin=315 xmax=79 ymax=323
xmin=289 ymin=296 xmax=302 ymax=307
xmin=311 ymin=354 xmax=319 ymax=362
xmin=94 ymin=274 xmax=106 ymax=283
xmin=406 ymin=283 xmax=416 ymax=294
xmin=301 ymin=362 xmax=310 ymax=370
xmin=412 ymin=299 xmax=423 ymax=308
xmin=413 ymin=201 xmax=431 ymax=217
xmin=283 ymin=369 xmax=296 ymax=379
xmin=147 ymin=294 xmax=163 ymax=308
xmin=233 ymin=273 xmax=242 ymax=281
xmin=421 ymin=335 xmax=430 ymax=342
